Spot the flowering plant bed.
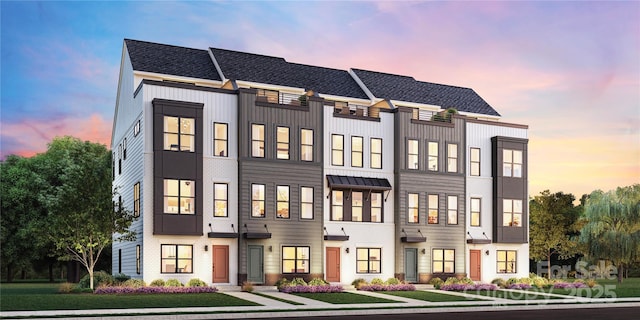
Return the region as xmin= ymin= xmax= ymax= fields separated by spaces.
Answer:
xmin=440 ymin=283 xmax=497 ymax=291
xmin=358 ymin=284 xmax=416 ymax=291
xmin=506 ymin=283 xmax=532 ymax=290
xmin=552 ymin=282 xmax=588 ymax=289
xmin=94 ymin=286 xmax=217 ymax=294
xmin=279 ymin=284 xmax=344 ymax=293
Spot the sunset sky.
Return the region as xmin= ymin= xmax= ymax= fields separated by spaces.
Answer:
xmin=1 ymin=1 xmax=638 ymax=199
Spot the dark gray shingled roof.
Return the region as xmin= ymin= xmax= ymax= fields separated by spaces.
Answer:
xmin=125 ymin=39 xmax=221 ymax=81
xmin=352 ymin=69 xmax=500 ymax=116
xmin=210 ymin=48 xmax=369 ymax=100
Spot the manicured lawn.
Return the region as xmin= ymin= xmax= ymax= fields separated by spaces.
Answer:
xmin=381 ymin=290 xmax=482 ymax=302
xmin=0 ymin=283 xmax=259 ymax=311
xmin=293 ymin=292 xmax=400 ymax=304
xmin=465 ymin=289 xmax=565 ymax=300
xmin=528 ymin=278 xmax=640 ymax=298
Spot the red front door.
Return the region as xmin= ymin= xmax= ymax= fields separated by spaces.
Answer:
xmin=212 ymin=245 xmax=229 ymax=283
xmin=326 ymin=247 xmax=341 ymax=283
xmin=470 ymin=250 xmax=481 ymax=281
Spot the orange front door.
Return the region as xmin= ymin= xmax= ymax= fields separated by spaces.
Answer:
xmin=326 ymin=247 xmax=341 ymax=283
xmin=470 ymin=250 xmax=481 ymax=281
xmin=212 ymin=245 xmax=229 ymax=283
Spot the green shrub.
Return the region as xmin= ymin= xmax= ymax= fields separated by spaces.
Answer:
xmin=385 ymin=278 xmax=401 ymax=285
xmin=428 ymin=277 xmax=444 ymax=289
xmin=58 ymin=282 xmax=75 ymax=294
xmin=532 ymin=277 xmax=548 ymax=289
xmin=585 ymin=279 xmax=597 ymax=288
xmin=123 ymin=278 xmax=146 ymax=288
xmin=113 ymin=273 xmax=131 ymax=283
xmin=275 ymin=278 xmax=290 ymax=289
xmin=290 ymin=277 xmax=307 ymax=286
xmin=491 ymin=278 xmax=506 ymax=288
xmin=187 ymin=278 xmax=207 ymax=287
xmin=518 ymin=277 xmax=533 ymax=285
xmin=308 ymin=278 xmax=328 ymax=286
xmin=78 ymin=271 xmax=114 ymax=288
xmin=351 ymin=278 xmax=367 ymax=289
xmin=165 ymin=279 xmax=183 ymax=287
xmin=150 ymin=279 xmax=165 ymax=287
xmin=241 ymin=281 xmax=254 ymax=292
xmin=506 ymin=277 xmax=520 ymax=286
xmin=370 ymin=278 xmax=385 ymax=285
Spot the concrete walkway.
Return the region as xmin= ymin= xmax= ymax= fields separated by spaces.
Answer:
xmin=2 ymin=288 xmax=640 ymax=320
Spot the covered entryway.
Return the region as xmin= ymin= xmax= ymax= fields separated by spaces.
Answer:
xmin=247 ymin=245 xmax=264 ymax=283
xmin=326 ymin=247 xmax=341 ymax=282
xmin=212 ymin=245 xmax=229 ymax=283
xmin=470 ymin=249 xmax=482 ymax=281
xmin=404 ymin=248 xmax=418 ymax=283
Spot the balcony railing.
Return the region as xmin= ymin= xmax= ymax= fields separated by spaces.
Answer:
xmin=412 ymin=108 xmax=455 ymax=123
xmin=256 ymin=89 xmax=308 ymax=106
xmin=332 ymin=104 xmax=370 ymax=117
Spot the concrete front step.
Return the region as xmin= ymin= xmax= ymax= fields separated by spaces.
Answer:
xmin=414 ymin=284 xmax=435 ymax=290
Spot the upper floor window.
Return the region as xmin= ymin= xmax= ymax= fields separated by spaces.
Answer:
xmin=371 ymin=192 xmax=382 ymax=223
xmin=134 ymin=120 xmax=141 ymax=137
xmin=433 ymin=249 xmax=455 ymax=273
xmin=123 ymin=138 xmax=127 ymax=160
xmin=470 ymin=148 xmax=480 ymax=176
xmin=163 ymin=179 xmax=195 ymax=214
xmin=351 ymin=191 xmax=363 ymax=221
xmin=300 ymin=187 xmax=314 ymax=219
xmin=282 ymin=246 xmax=310 ymax=274
xmin=497 ymin=250 xmax=517 ymax=273
xmin=503 ymin=199 xmax=523 ymax=227
xmin=357 ymin=248 xmax=381 ymax=273
xmin=351 ymin=136 xmax=363 ymax=167
xmin=330 ymin=189 xmax=383 ymax=223
xmin=251 ymin=184 xmax=266 ymax=218
xmin=214 ymin=183 xmax=228 ymax=217
xmin=428 ymin=142 xmax=438 ymax=171
xmin=276 ymin=185 xmax=290 ymax=219
xmin=161 ymin=244 xmax=192 ymax=273
xmin=447 ymin=143 xmax=458 ymax=173
xmin=503 ymin=149 xmax=523 ymax=177
xmin=251 ymin=124 xmax=265 ymax=158
xmin=408 ymin=193 xmax=419 ymax=223
xmin=470 ymin=197 xmax=481 ymax=227
xmin=276 ymin=126 xmax=290 ymax=160
xmin=331 ymin=134 xmax=344 ymax=166
xmin=133 ymin=182 xmax=140 ymax=218
xmin=447 ymin=195 xmax=458 ymax=225
xmin=214 ymin=123 xmax=228 ymax=157
xmin=300 ymin=129 xmax=313 ymax=161
xmin=370 ymin=138 xmax=382 ymax=169
xmin=407 ymin=139 xmax=419 ymax=170
xmin=164 ymin=116 xmax=195 ymax=152
xmin=428 ymin=194 xmax=439 ymax=224
xmin=331 ymin=190 xmax=344 ymax=221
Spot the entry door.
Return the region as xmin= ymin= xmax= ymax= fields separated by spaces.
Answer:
xmin=405 ymin=248 xmax=418 ymax=283
xmin=470 ymin=249 xmax=482 ymax=281
xmin=247 ymin=245 xmax=264 ymax=283
xmin=212 ymin=245 xmax=229 ymax=283
xmin=326 ymin=247 xmax=341 ymax=283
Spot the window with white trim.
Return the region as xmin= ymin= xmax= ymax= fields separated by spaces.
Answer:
xmin=503 ymin=199 xmax=523 ymax=227
xmin=503 ymin=149 xmax=523 ymax=177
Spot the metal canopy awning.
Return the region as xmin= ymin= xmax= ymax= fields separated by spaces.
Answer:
xmin=207 ymin=232 xmax=239 ymax=239
xmin=466 ymin=232 xmax=492 ymax=244
xmin=326 ymin=175 xmax=392 ymax=191
xmin=401 ymin=229 xmax=426 ymax=243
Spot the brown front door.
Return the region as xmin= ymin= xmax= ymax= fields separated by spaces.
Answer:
xmin=212 ymin=245 xmax=229 ymax=283
xmin=326 ymin=247 xmax=341 ymax=283
xmin=470 ymin=249 xmax=481 ymax=281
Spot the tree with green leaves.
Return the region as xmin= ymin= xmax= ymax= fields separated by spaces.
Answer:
xmin=529 ymin=190 xmax=582 ymax=279
xmin=579 ymin=184 xmax=640 ymax=283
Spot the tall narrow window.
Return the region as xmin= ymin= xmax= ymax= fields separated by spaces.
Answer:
xmin=447 ymin=195 xmax=458 ymax=225
xmin=447 ymin=143 xmax=458 ymax=173
xmin=123 ymin=138 xmax=127 ymax=160
xmin=357 ymin=248 xmax=381 ymax=273
xmin=503 ymin=199 xmax=523 ymax=227
xmin=370 ymin=138 xmax=382 ymax=169
xmin=214 ymin=122 xmax=228 ymax=157
xmin=161 ymin=244 xmax=192 ymax=273
xmin=282 ymin=246 xmax=310 ymax=274
xmin=164 ymin=116 xmax=195 ymax=152
xmin=351 ymin=136 xmax=363 ymax=167
xmin=118 ymin=144 xmax=122 ymax=175
xmin=164 ymin=179 xmax=195 ymax=214
xmin=351 ymin=191 xmax=363 ymax=221
xmin=470 ymin=148 xmax=480 ymax=176
xmin=133 ymin=182 xmax=140 ymax=217
xmin=371 ymin=192 xmax=383 ymax=223
xmin=136 ymin=245 xmax=141 ymax=274
xmin=497 ymin=250 xmax=517 ymax=273
xmin=112 ymin=154 xmax=115 ymax=181
xmin=118 ymin=249 xmax=122 ymax=274
xmin=214 ymin=183 xmax=228 ymax=217
xmin=251 ymin=124 xmax=265 ymax=158
xmin=331 ymin=134 xmax=344 ymax=166
xmin=408 ymin=193 xmax=419 ymax=223
xmin=300 ymin=187 xmax=314 ymax=220
xmin=470 ymin=197 xmax=481 ymax=227
xmin=134 ymin=120 xmax=140 ymax=137
xmin=276 ymin=126 xmax=289 ymax=159
xmin=428 ymin=194 xmax=439 ymax=224
xmin=331 ymin=190 xmax=344 ymax=221
xmin=407 ymin=139 xmax=419 ymax=170
xmin=276 ymin=185 xmax=290 ymax=219
xmin=251 ymin=184 xmax=265 ymax=218
xmin=433 ymin=249 xmax=455 ymax=273
xmin=503 ymin=150 xmax=523 ymax=177
xmin=428 ymin=141 xmax=438 ymax=171
xmin=300 ymin=129 xmax=313 ymax=161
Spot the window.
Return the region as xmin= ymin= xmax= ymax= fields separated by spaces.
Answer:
xmin=428 ymin=194 xmax=439 ymax=224
xmin=214 ymin=183 xmax=228 ymax=217
xmin=433 ymin=249 xmax=455 ymax=273
xmin=251 ymin=184 xmax=266 ymax=218
xmin=503 ymin=149 xmax=523 ymax=177
xmin=447 ymin=195 xmax=458 ymax=225
xmin=133 ymin=182 xmax=140 ymax=218
xmin=136 ymin=245 xmax=141 ymax=274
xmin=371 ymin=192 xmax=382 ymax=223
xmin=351 ymin=191 xmax=363 ymax=221
xmin=351 ymin=136 xmax=363 ymax=167
xmin=112 ymin=154 xmax=115 ymax=181
xmin=256 ymin=88 xmax=279 ymax=103
xmin=356 ymin=248 xmax=381 ymax=273
xmin=118 ymin=249 xmax=122 ymax=274
xmin=331 ymin=134 xmax=344 ymax=166
xmin=497 ymin=250 xmax=517 ymax=273
xmin=276 ymin=126 xmax=289 ymax=159
xmin=447 ymin=143 xmax=458 ymax=173
xmin=331 ymin=190 xmax=344 ymax=221
xmin=370 ymin=138 xmax=382 ymax=169
xmin=276 ymin=185 xmax=290 ymax=218
xmin=282 ymin=246 xmax=310 ymax=274
xmin=300 ymin=187 xmax=314 ymax=220
xmin=428 ymin=141 xmax=438 ymax=171
xmin=300 ymin=129 xmax=313 ymax=161
xmin=503 ymin=199 xmax=523 ymax=227
xmin=214 ymin=123 xmax=228 ymax=157
xmin=161 ymin=244 xmax=192 ymax=273
xmin=123 ymin=138 xmax=127 ymax=160
xmin=470 ymin=197 xmax=481 ymax=227
xmin=134 ymin=120 xmax=140 ymax=137
xmin=408 ymin=193 xmax=419 ymax=223
xmin=470 ymin=148 xmax=480 ymax=176
xmin=164 ymin=179 xmax=195 ymax=214
xmin=251 ymin=124 xmax=265 ymax=158
xmin=118 ymin=195 xmax=123 ymax=212
xmin=118 ymin=144 xmax=122 ymax=175
xmin=407 ymin=139 xmax=419 ymax=170
xmin=164 ymin=116 xmax=195 ymax=152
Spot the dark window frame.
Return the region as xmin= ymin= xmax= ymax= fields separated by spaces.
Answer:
xmin=370 ymin=137 xmax=382 ymax=169
xmin=276 ymin=185 xmax=290 ymax=219
xmin=356 ymin=248 xmax=382 ymax=274
xmin=300 ymin=186 xmax=314 ymax=220
xmin=351 ymin=136 xmax=364 ymax=168
xmin=251 ymin=183 xmax=266 ymax=218
xmin=447 ymin=143 xmax=458 ymax=173
xmin=282 ymin=246 xmax=310 ymax=274
xmin=276 ymin=126 xmax=290 ymax=160
xmin=470 ymin=147 xmax=480 ymax=176
xmin=428 ymin=194 xmax=439 ymax=224
xmin=428 ymin=141 xmax=438 ymax=171
xmin=330 ymin=189 xmax=383 ymax=223
xmin=163 ymin=116 xmax=195 ymax=152
xmin=133 ymin=182 xmax=140 ymax=218
xmin=136 ymin=245 xmax=141 ymax=274
xmin=300 ymin=128 xmax=314 ymax=162
xmin=470 ymin=197 xmax=481 ymax=227
xmin=447 ymin=195 xmax=458 ymax=225
xmin=497 ymin=250 xmax=517 ymax=274
xmin=407 ymin=139 xmax=419 ymax=170
xmin=160 ymin=244 xmax=193 ymax=274
xmin=503 ymin=199 xmax=523 ymax=227
xmin=214 ymin=122 xmax=228 ymax=157
xmin=134 ymin=120 xmax=141 ymax=137
xmin=432 ymin=248 xmax=455 ymax=274
xmin=251 ymin=123 xmax=265 ymax=158
xmin=331 ymin=134 xmax=344 ymax=166
xmin=214 ymin=183 xmax=228 ymax=217
xmin=408 ymin=193 xmax=419 ymax=224
xmin=163 ymin=179 xmax=196 ymax=215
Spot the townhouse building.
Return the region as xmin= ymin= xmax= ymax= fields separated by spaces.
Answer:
xmin=112 ymin=39 xmax=529 ymax=286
